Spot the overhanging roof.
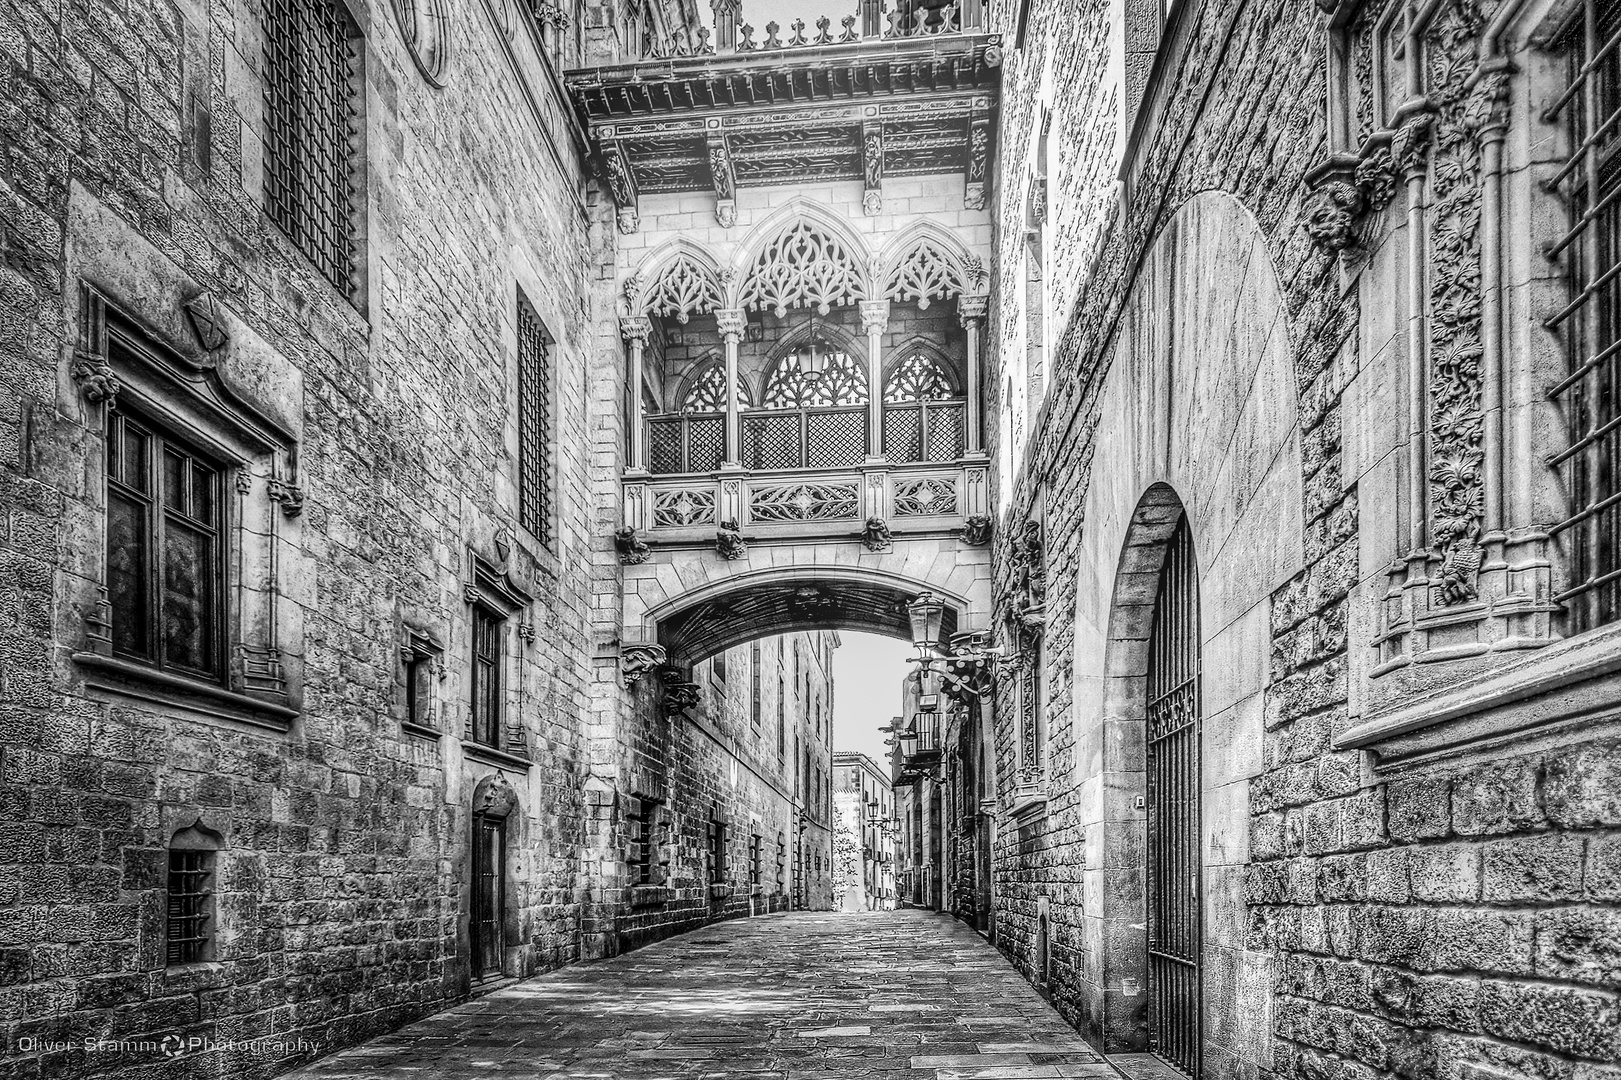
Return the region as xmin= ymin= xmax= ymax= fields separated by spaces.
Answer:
xmin=564 ymin=35 xmax=1003 ymax=226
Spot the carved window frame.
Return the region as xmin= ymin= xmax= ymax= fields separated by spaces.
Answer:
xmin=401 ymin=626 xmax=444 ymax=739
xmin=72 ymin=285 xmax=301 ymax=731
xmin=461 ymin=550 xmax=535 ymax=765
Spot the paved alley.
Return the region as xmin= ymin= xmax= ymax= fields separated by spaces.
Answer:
xmin=285 ymin=910 xmax=1133 ymax=1080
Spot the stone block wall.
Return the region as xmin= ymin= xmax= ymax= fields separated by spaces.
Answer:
xmin=983 ymin=1 xmax=1621 ymax=1079
xmin=0 ymin=0 xmax=687 ymax=1076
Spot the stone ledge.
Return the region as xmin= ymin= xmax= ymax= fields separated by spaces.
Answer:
xmin=74 ymin=652 xmax=297 ymax=732
xmin=1338 ymin=619 xmax=1621 ymax=768
xmin=462 ymin=741 xmax=534 ymax=770
xmin=630 ymin=885 xmax=671 ymax=907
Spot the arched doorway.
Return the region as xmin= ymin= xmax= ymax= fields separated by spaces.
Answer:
xmin=470 ymin=773 xmax=519 ymax=982
xmin=1145 ymin=512 xmax=1201 ymax=1076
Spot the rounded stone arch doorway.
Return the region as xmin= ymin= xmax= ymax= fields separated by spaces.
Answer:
xmin=1095 ymin=484 xmax=1203 ymax=1069
xmin=1065 ymin=189 xmax=1305 ymax=1077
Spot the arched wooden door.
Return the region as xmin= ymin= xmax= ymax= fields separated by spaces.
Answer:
xmin=1146 ymin=515 xmax=1201 ymax=1074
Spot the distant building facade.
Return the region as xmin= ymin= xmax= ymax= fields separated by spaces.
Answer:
xmin=832 ymin=752 xmax=896 ymax=911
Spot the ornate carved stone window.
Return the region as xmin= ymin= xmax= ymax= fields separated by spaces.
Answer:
xmin=517 ymin=291 xmax=554 ymax=548
xmin=401 ymin=627 xmax=443 ymax=737
xmin=640 ymin=249 xmax=723 ymax=323
xmin=738 ymin=219 xmax=867 ymax=317
xmin=761 ymin=350 xmax=869 ymax=408
xmin=883 ymin=235 xmax=969 ymax=307
xmin=679 ymin=361 xmax=750 ymax=413
xmin=883 ymin=352 xmax=958 ymax=403
xmin=1547 ymin=0 xmax=1621 ymax=630
xmin=73 ymin=287 xmax=299 ymax=729
xmin=262 ymin=0 xmax=364 ymax=299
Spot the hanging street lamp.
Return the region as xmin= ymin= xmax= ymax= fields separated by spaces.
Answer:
xmin=794 ymin=311 xmax=829 ymax=382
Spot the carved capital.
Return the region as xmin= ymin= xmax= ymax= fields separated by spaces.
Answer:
xmin=957 ymin=295 xmax=989 ymax=325
xmin=859 ymin=300 xmax=890 ymax=336
xmin=620 ymin=316 xmax=653 ymax=346
xmin=715 ymin=308 xmax=747 ymax=342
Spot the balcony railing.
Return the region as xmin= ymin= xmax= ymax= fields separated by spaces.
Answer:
xmin=623 ymin=459 xmax=988 ymax=542
xmin=645 ymin=401 xmax=968 ymax=477
xmin=643 ymin=0 xmax=988 ymax=59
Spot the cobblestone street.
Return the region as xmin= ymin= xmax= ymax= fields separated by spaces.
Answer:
xmin=287 ymin=911 xmax=1134 ymax=1080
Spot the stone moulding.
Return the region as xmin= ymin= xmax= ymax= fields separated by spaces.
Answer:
xmin=1343 ymin=619 xmax=1621 ymax=768
xmin=1371 ymin=534 xmax=1558 ymax=676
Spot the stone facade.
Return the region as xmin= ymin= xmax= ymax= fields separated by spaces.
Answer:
xmin=832 ymin=751 xmax=896 ymax=911
xmin=0 ymin=0 xmax=850 ymax=1076
xmin=962 ymin=1 xmax=1621 ymax=1079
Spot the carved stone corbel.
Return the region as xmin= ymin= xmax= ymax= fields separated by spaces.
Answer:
xmin=615 ymin=525 xmax=652 ymax=564
xmin=716 ymin=519 xmax=746 ymax=560
xmin=622 ymin=643 xmax=668 ymax=686
xmin=268 ymin=477 xmax=305 ymax=518
xmin=860 ymin=516 xmax=892 ymax=552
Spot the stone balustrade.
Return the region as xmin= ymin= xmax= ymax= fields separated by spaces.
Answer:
xmin=622 ymin=459 xmax=989 ymax=543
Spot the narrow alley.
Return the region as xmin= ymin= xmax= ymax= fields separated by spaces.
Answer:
xmin=284 ymin=912 xmax=1155 ymax=1080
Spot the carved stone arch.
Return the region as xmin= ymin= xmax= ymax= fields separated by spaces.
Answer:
xmin=645 ymin=563 xmax=977 ymax=667
xmin=630 ymin=240 xmax=725 ymax=323
xmin=674 ymin=352 xmax=751 ymax=413
xmin=881 ymin=337 xmax=963 ymax=402
xmin=879 ymin=222 xmax=977 ymax=306
xmin=471 ymin=772 xmax=521 ymax=819
xmin=731 ymin=201 xmax=873 ymax=316
xmin=761 ymin=319 xmax=870 ymax=408
xmin=170 ymin=818 xmax=226 ymax=850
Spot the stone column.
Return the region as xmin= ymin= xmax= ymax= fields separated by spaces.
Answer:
xmin=620 ymin=316 xmax=652 ymax=472
xmin=860 ymin=300 xmax=889 ymax=460
xmin=716 ymin=309 xmax=746 ymax=467
xmin=959 ymin=295 xmax=988 ymax=454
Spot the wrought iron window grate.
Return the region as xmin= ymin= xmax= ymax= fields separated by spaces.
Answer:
xmin=263 ymin=0 xmax=361 ymax=297
xmin=518 ymin=293 xmax=554 ymax=545
xmin=1548 ymin=0 xmax=1621 ymax=627
xmin=166 ymin=851 xmax=212 ymax=965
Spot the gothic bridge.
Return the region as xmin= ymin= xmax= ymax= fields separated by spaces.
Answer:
xmin=568 ymin=13 xmax=1004 ymax=668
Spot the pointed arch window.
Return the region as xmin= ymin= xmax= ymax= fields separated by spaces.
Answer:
xmin=883 ymin=353 xmax=958 ymax=403
xmin=679 ymin=363 xmax=750 ymax=413
xmin=883 ymin=351 xmax=965 ymax=462
xmin=761 ymin=352 xmax=869 ymax=409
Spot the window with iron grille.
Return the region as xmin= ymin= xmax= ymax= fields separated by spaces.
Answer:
xmin=707 ymin=819 xmax=727 ymax=884
xmin=106 ymin=404 xmax=227 ymax=682
xmin=263 ymin=0 xmax=362 ymax=298
xmin=470 ymin=605 xmax=504 ymax=747
xmin=166 ymin=849 xmax=214 ymax=965
xmin=750 ymin=640 xmax=763 ymax=731
xmin=776 ymin=832 xmax=787 ymax=889
xmin=517 ymin=292 xmax=554 ymax=547
xmin=633 ymin=802 xmax=657 ymax=885
xmin=1549 ymin=0 xmax=1621 ymax=629
xmin=749 ymin=833 xmax=762 ymax=886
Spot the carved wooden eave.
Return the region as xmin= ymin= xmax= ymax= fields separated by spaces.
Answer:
xmin=565 ymin=35 xmax=1002 ymax=227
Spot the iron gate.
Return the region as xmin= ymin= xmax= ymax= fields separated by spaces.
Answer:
xmin=1146 ymin=516 xmax=1201 ymax=1075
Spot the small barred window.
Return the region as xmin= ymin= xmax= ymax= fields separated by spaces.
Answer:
xmin=263 ymin=0 xmax=363 ymax=297
xmin=166 ymin=849 xmax=214 ymax=966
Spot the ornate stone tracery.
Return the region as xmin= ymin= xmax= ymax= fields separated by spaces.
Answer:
xmin=738 ymin=218 xmax=868 ymax=316
xmin=884 ymin=234 xmax=970 ymax=307
xmin=639 ymin=250 xmax=723 ymax=323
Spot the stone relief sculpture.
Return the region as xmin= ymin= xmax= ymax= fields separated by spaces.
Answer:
xmin=861 ymin=516 xmax=893 ymax=552
xmin=615 ymin=525 xmax=652 ymax=564
xmin=715 ymin=519 xmax=747 ymax=559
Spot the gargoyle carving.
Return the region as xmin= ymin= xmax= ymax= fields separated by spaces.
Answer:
xmin=622 ymin=643 xmax=668 ymax=687
xmin=615 ymin=526 xmax=652 ymax=564
xmin=861 ymin=516 xmax=892 ymax=552
xmin=960 ymin=514 xmax=992 ymax=546
xmin=716 ymin=520 xmax=746 ymax=560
